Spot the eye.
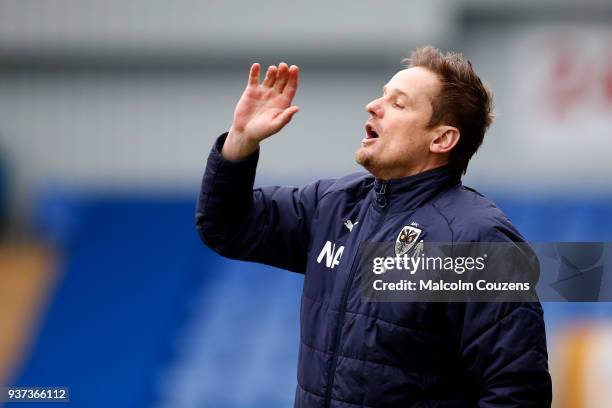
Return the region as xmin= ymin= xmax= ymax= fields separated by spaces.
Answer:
xmin=392 ymin=101 xmax=404 ymax=109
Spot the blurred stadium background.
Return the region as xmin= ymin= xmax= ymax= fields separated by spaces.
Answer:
xmin=0 ymin=0 xmax=611 ymax=406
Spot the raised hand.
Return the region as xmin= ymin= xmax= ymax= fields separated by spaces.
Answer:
xmin=222 ymin=62 xmax=300 ymax=161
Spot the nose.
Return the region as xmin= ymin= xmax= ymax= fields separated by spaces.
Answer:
xmin=365 ymin=98 xmax=383 ymax=118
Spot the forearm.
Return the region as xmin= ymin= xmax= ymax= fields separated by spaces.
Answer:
xmin=196 ymin=132 xmax=259 ymax=252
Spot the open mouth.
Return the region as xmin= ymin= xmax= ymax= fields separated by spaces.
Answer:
xmin=365 ymin=123 xmax=380 ymax=139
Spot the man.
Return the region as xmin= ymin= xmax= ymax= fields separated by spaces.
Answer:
xmin=196 ymin=47 xmax=552 ymax=407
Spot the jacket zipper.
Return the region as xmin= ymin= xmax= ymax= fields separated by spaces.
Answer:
xmin=323 ymin=181 xmax=390 ymax=408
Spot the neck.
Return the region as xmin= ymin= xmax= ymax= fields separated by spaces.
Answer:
xmin=374 ymin=158 xmax=450 ymax=181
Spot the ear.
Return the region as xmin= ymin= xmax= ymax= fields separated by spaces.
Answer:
xmin=430 ymin=126 xmax=460 ymax=154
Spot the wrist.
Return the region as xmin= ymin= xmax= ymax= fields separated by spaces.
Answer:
xmin=222 ymin=129 xmax=260 ymax=161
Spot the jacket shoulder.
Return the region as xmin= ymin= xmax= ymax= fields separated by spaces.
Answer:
xmin=432 ymin=185 xmax=525 ymax=242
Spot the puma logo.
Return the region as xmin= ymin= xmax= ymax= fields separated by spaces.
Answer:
xmin=344 ymin=220 xmax=358 ymax=232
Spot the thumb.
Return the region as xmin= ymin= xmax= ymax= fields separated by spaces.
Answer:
xmin=272 ymin=106 xmax=300 ymax=129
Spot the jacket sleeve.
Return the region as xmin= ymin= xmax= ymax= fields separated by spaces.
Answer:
xmin=449 ymin=224 xmax=553 ymax=407
xmin=195 ymin=133 xmax=333 ymax=273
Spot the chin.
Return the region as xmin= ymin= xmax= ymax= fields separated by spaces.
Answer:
xmin=355 ymin=148 xmax=380 ymax=177
xmin=355 ymin=146 xmax=369 ymax=167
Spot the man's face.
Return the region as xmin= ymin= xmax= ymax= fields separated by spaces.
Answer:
xmin=356 ymin=66 xmax=442 ymax=179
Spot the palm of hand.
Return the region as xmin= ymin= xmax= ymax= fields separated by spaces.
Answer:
xmin=232 ymin=63 xmax=299 ymax=141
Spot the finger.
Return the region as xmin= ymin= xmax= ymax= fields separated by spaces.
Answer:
xmin=263 ymin=65 xmax=278 ymax=87
xmin=284 ymin=65 xmax=299 ymax=99
xmin=275 ymin=62 xmax=289 ymax=93
xmin=248 ymin=63 xmax=260 ymax=87
xmin=272 ymin=106 xmax=300 ymax=129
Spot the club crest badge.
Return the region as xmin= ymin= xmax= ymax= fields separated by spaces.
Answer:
xmin=395 ymin=225 xmax=423 ymax=256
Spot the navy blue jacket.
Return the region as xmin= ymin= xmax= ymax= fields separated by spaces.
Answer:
xmin=196 ymin=133 xmax=552 ymax=407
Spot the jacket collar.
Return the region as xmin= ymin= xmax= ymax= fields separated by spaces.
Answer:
xmin=371 ymin=164 xmax=462 ymax=212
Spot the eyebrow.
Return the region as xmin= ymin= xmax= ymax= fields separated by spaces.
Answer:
xmin=383 ymin=86 xmax=412 ymax=102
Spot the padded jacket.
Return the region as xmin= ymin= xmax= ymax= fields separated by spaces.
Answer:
xmin=196 ymin=133 xmax=552 ymax=407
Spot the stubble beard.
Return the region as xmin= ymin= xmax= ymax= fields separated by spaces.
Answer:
xmin=355 ymin=146 xmax=381 ymax=177
xmin=356 ymin=145 xmax=417 ymax=180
